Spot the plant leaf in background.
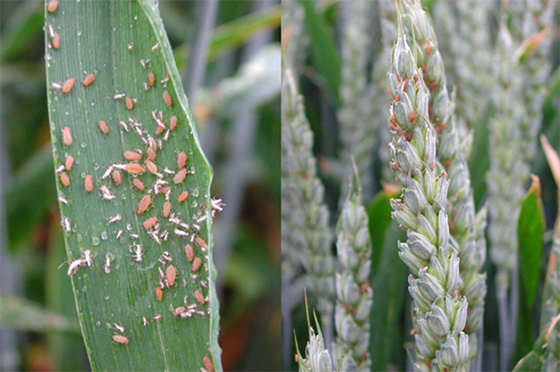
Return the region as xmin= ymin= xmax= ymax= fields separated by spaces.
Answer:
xmin=513 ymin=175 xmax=545 ymax=364
xmin=44 ymin=1 xmax=220 ymax=370
xmin=370 ymin=221 xmax=407 ymax=372
xmin=298 ymin=0 xmax=341 ymax=105
xmin=0 ymin=293 xmax=80 ymax=334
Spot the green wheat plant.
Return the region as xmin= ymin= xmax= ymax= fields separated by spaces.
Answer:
xmin=284 ymin=0 xmax=559 ymax=371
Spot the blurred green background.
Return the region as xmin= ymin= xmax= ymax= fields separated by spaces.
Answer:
xmin=0 ymin=1 xmax=280 ymax=370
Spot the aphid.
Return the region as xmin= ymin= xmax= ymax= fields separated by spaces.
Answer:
xmin=177 ymin=152 xmax=187 ymax=170
xmin=56 ymin=165 xmax=65 ymax=173
xmin=52 ymin=33 xmax=60 ymax=49
xmin=112 ymin=334 xmax=129 ymax=345
xmin=112 ymin=169 xmax=122 ymax=185
xmin=116 ymin=230 xmax=123 ymax=239
xmin=151 ymin=43 xmax=160 ymax=52
xmin=172 ymin=306 xmax=186 ymax=317
xmin=162 ymin=201 xmax=172 ymax=218
xmin=132 ymin=178 xmax=145 ymax=191
xmin=123 ymin=163 xmax=145 ymax=174
xmin=137 ymin=194 xmax=152 ymax=214
xmin=185 ymin=244 xmax=194 ymax=262
xmin=62 ymin=217 xmax=71 ymax=232
xmin=62 ymin=126 xmax=73 ymax=146
xmin=178 ymin=191 xmax=189 ymax=203
xmin=98 ymin=119 xmax=109 ymax=134
xmin=143 ymin=216 xmax=157 ymax=230
xmin=83 ymin=73 xmax=95 ymax=86
xmin=123 ymin=150 xmax=142 ymax=161
xmin=192 ymin=257 xmax=202 ymax=272
xmin=155 ymin=123 xmax=165 ymax=136
xmin=155 ymin=287 xmax=163 ymax=301
xmin=163 ymin=91 xmax=172 ymax=107
xmin=83 ymin=249 xmax=93 ymax=266
xmin=104 ymin=253 xmax=112 ymax=274
xmin=125 ymin=96 xmax=134 ymax=110
xmin=65 ymin=155 xmax=74 ymax=171
xmin=145 ymin=159 xmax=158 ymax=174
xmin=146 ymin=147 xmax=156 ymax=161
xmin=203 ymin=356 xmax=214 ymax=372
xmin=196 ymin=236 xmax=208 ymax=249
xmin=174 ymin=229 xmax=188 ymax=237
xmin=166 ymin=265 xmax=177 ymax=286
xmin=194 ymin=290 xmax=206 ymax=305
xmin=100 ymin=185 xmax=115 ymax=200
xmin=113 ymin=323 xmax=125 ymax=334
xmin=84 ymin=175 xmax=93 ymax=193
xmin=169 ymin=115 xmax=178 ymax=131
xmin=148 ymin=72 xmax=155 ymax=87
xmin=66 ymin=258 xmax=85 ymax=276
xmin=142 ymin=317 xmax=149 ymax=326
xmin=158 ymin=186 xmax=170 ymax=195
xmin=58 ymin=196 xmax=68 ymax=205
xmin=173 ymin=168 xmax=187 ymax=184
xmin=62 ymin=78 xmax=75 ymax=94
xmin=163 ymin=168 xmax=175 ymax=175
xmin=60 ymin=172 xmax=70 ymax=187
xmin=161 ymin=251 xmax=173 ymax=262
xmin=131 ymin=244 xmax=143 ymax=262
xmin=47 ymin=0 xmax=59 ymax=13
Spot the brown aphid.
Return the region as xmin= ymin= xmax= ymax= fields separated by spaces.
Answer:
xmin=62 ymin=78 xmax=75 ymax=94
xmin=137 ymin=194 xmax=152 ymax=214
xmin=84 ymin=175 xmax=93 ymax=193
xmin=146 ymin=147 xmax=156 ymax=161
xmin=192 ymin=257 xmax=202 ymax=272
xmin=155 ymin=124 xmax=165 ymax=136
xmin=143 ymin=216 xmax=157 ymax=230
xmin=132 ymin=178 xmax=145 ymax=191
xmin=163 ymin=201 xmax=171 ymax=218
xmin=60 ymin=172 xmax=70 ymax=187
xmin=158 ymin=186 xmax=170 ymax=195
xmin=163 ymin=91 xmax=172 ymax=107
xmin=169 ymin=115 xmax=178 ymax=131
xmin=172 ymin=306 xmax=186 ymax=317
xmin=185 ymin=244 xmax=194 ymax=262
xmin=125 ymin=96 xmax=133 ymax=110
xmin=124 ymin=163 xmax=145 ymax=174
xmin=62 ymin=126 xmax=73 ymax=146
xmin=148 ymin=72 xmax=155 ymax=87
xmin=65 ymin=155 xmax=74 ymax=171
xmin=112 ymin=169 xmax=122 ymax=185
xmin=203 ymin=356 xmax=214 ymax=372
xmin=112 ymin=334 xmax=129 ymax=345
xmin=196 ymin=236 xmax=208 ymax=249
xmin=194 ymin=290 xmax=206 ymax=305
xmin=177 ymin=151 xmax=187 ymax=170
xmin=145 ymin=159 xmax=158 ymax=174
xmin=178 ymin=191 xmax=189 ymax=203
xmin=99 ymin=120 xmax=109 ymax=134
xmin=166 ymin=265 xmax=177 ymax=286
xmin=123 ymin=150 xmax=142 ymax=161
xmin=83 ymin=73 xmax=95 ymax=86
xmin=173 ymin=168 xmax=187 ymax=184
xmin=47 ymin=0 xmax=59 ymax=13
xmin=155 ymin=287 xmax=163 ymax=301
xmin=52 ymin=33 xmax=60 ymax=49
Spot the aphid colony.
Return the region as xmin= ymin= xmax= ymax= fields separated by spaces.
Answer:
xmin=48 ymin=3 xmax=219 ymax=364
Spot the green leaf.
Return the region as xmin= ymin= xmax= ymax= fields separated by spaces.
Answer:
xmin=370 ymin=221 xmax=408 ymax=371
xmin=518 ymin=178 xmax=545 ymax=306
xmin=0 ymin=1 xmax=44 ymax=62
xmin=0 ymin=293 xmax=80 ymax=334
xmin=44 ymin=1 xmax=221 ymax=371
xmin=513 ymin=178 xmax=545 ymax=364
xmin=367 ymin=189 xmax=399 ymax=276
xmin=513 ymin=318 xmax=558 ymax=372
xmin=298 ymin=0 xmax=341 ymax=105
xmin=46 ymin=228 xmax=87 ymax=371
xmin=4 ymin=145 xmax=56 ymax=252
